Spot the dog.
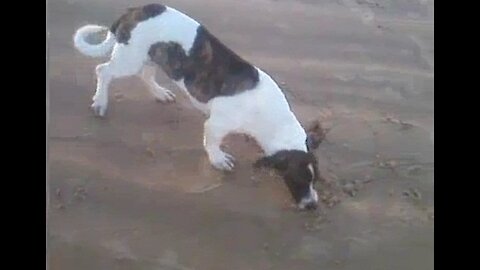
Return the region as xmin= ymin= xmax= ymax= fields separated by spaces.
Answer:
xmin=73 ymin=3 xmax=324 ymax=210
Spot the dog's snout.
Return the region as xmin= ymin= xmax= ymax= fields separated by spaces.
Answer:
xmin=298 ymin=187 xmax=318 ymax=210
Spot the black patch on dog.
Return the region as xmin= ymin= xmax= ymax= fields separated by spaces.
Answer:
xmin=254 ymin=150 xmax=320 ymax=204
xmin=148 ymin=25 xmax=259 ymax=103
xmin=110 ymin=4 xmax=166 ymax=44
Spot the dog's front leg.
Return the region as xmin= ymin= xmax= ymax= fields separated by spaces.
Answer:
xmin=203 ymin=118 xmax=235 ymax=171
xmin=139 ymin=64 xmax=176 ymax=103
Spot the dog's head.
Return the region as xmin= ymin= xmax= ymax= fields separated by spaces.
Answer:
xmin=254 ymin=121 xmax=325 ymax=210
xmin=254 ymin=150 xmax=320 ymax=209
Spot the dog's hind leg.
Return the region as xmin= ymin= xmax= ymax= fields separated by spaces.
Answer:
xmin=91 ymin=44 xmax=146 ymax=117
xmin=138 ymin=64 xmax=176 ymax=103
xmin=203 ymin=117 xmax=236 ymax=171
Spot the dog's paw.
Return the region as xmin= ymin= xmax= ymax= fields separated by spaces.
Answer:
xmin=210 ymin=151 xmax=236 ymax=171
xmin=153 ymin=87 xmax=176 ymax=103
xmin=91 ymin=95 xmax=108 ymax=117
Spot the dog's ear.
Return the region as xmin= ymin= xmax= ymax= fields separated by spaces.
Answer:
xmin=305 ymin=120 xmax=326 ymax=151
xmin=254 ymin=152 xmax=289 ymax=171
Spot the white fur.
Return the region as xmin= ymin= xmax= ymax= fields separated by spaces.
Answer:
xmin=73 ymin=25 xmax=116 ymax=57
xmin=203 ymin=69 xmax=308 ymax=158
xmin=307 ymin=164 xmax=315 ymax=178
xmin=73 ymin=6 xmax=308 ymax=173
xmin=298 ymin=183 xmax=319 ymax=209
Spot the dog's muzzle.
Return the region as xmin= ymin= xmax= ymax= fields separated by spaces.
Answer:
xmin=298 ymin=188 xmax=319 ymax=210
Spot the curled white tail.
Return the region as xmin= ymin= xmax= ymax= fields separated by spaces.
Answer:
xmin=73 ymin=25 xmax=116 ymax=57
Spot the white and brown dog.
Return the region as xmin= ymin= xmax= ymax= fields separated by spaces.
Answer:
xmin=73 ymin=4 xmax=325 ymax=210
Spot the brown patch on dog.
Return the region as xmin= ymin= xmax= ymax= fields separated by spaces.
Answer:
xmin=148 ymin=26 xmax=259 ymax=103
xmin=149 ymin=42 xmax=188 ymax=81
xmin=110 ymin=4 xmax=166 ymax=44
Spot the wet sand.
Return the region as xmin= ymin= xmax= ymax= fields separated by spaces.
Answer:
xmin=47 ymin=0 xmax=434 ymax=269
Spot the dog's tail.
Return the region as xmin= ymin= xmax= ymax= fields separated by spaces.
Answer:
xmin=73 ymin=25 xmax=116 ymax=57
